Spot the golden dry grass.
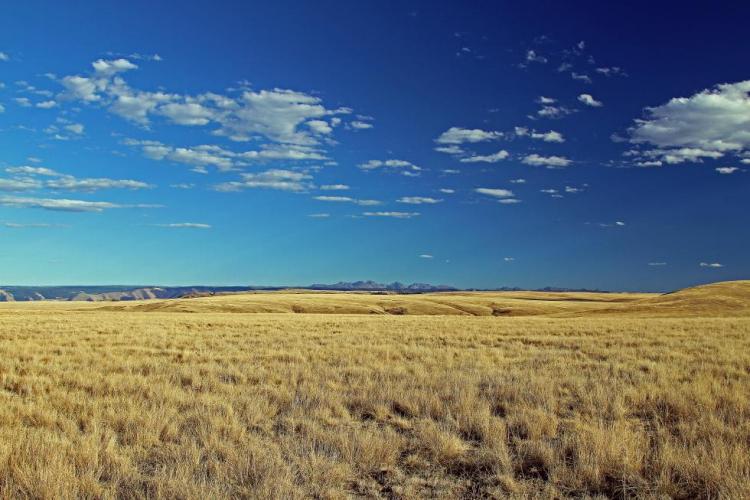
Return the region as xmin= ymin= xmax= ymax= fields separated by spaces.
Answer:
xmin=0 ymin=282 xmax=749 ymax=498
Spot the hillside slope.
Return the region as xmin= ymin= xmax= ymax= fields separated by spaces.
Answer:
xmin=97 ymin=290 xmax=653 ymax=316
xmin=578 ymin=280 xmax=750 ymax=317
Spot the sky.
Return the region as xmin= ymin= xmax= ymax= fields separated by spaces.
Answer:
xmin=0 ymin=0 xmax=748 ymax=291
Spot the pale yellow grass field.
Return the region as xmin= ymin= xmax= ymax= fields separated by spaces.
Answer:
xmin=1 ymin=283 xmax=749 ymax=498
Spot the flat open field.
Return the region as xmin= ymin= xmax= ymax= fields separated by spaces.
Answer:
xmin=1 ymin=282 xmax=749 ymax=498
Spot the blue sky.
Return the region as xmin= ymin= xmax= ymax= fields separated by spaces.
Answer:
xmin=0 ymin=0 xmax=748 ymax=290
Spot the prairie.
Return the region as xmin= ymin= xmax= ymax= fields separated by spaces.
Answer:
xmin=0 ymin=281 xmax=749 ymax=498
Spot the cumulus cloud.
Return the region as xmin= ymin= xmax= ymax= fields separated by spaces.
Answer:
xmin=514 ymin=127 xmax=564 ymax=143
xmin=314 ymin=196 xmax=381 ymax=206
xmin=522 ymin=154 xmax=571 ymax=168
xmin=439 ymin=188 xmax=455 ymax=194
xmin=595 ymin=66 xmax=626 ymax=77
xmin=349 ymin=120 xmax=373 ymax=130
xmin=213 ymin=169 xmax=314 ymax=192
xmin=626 ymin=80 xmax=750 ymax=165
xmin=397 ymin=196 xmax=442 ymax=204
xmin=0 ymin=178 xmax=42 ymax=191
xmin=124 ymin=139 xmax=326 ymax=171
xmin=537 ymin=104 xmax=574 ymax=119
xmin=152 ymin=222 xmax=211 ymax=229
xmin=716 ymin=167 xmax=739 ymax=174
xmin=358 ymin=159 xmax=421 ymax=175
xmin=36 ymin=100 xmax=57 ymax=109
xmin=571 ymin=72 xmax=592 ymax=84
xmin=2 ymin=166 xmax=153 ymax=193
xmin=435 ymin=127 xmax=503 ymax=145
xmin=434 ymin=145 xmax=464 ymax=155
xmin=525 ymin=50 xmax=547 ymax=64
xmin=459 ymin=150 xmax=509 ymax=163
xmin=56 ymin=59 xmax=356 ymax=149
xmin=475 ymin=188 xmax=514 ymax=199
xmin=578 ymin=94 xmax=603 ymax=107
xmin=0 ymin=196 xmax=152 ymax=212
xmin=320 ymin=184 xmax=349 ymax=191
xmin=362 ymin=211 xmax=419 ymax=219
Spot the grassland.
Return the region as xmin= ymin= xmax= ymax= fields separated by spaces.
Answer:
xmin=0 ymin=282 xmax=749 ymax=498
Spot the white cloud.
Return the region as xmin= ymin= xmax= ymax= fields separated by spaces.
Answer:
xmin=0 ymin=52 xmax=9 ymax=62
xmin=419 ymin=254 xmax=433 ymax=259
xmin=0 ymin=178 xmax=42 ymax=191
xmin=306 ymin=119 xmax=333 ymax=135
xmin=57 ymin=60 xmax=355 ymax=148
xmin=537 ymin=96 xmax=557 ymax=105
xmin=36 ymin=100 xmax=57 ymax=109
xmin=2 ymin=222 xmax=65 ymax=228
xmin=525 ymin=50 xmax=547 ymax=64
xmin=213 ymin=169 xmax=313 ymax=192
xmin=349 ymin=121 xmax=373 ymax=129
xmin=2 ymin=166 xmax=152 ymax=193
xmin=571 ymin=72 xmax=592 ymax=84
xmin=435 ymin=127 xmax=503 ymax=145
xmin=537 ymin=105 xmax=574 ymax=119
xmin=92 ymin=58 xmax=138 ymax=76
xmin=0 ymin=196 xmax=129 ymax=212
xmin=648 ymin=262 xmax=667 ymax=266
xmin=540 ymin=189 xmax=558 ymax=194
xmin=716 ymin=167 xmax=739 ymax=174
xmin=46 ymin=176 xmax=152 ymax=192
xmin=358 ymin=159 xmax=421 ymax=174
xmin=14 ymin=97 xmax=32 ymax=107
xmin=0 ymin=104 xmax=4 ymax=114
xmin=475 ymin=188 xmax=514 ymax=198
xmin=362 ymin=211 xmax=419 ymax=219
xmin=595 ymin=67 xmax=626 ymax=77
xmin=626 ymin=80 xmax=750 ymax=164
xmin=504 ymin=257 xmax=515 ymax=262
xmin=522 ymin=154 xmax=571 ymax=168
xmin=64 ymin=123 xmax=85 ymax=135
xmin=397 ymin=196 xmax=442 ymax=204
xmin=308 ymin=213 xmax=330 ymax=218
xmin=434 ymin=145 xmax=464 ymax=155
xmin=509 ymin=178 xmax=526 ymax=184
xmin=565 ymin=186 xmax=584 ymax=193
xmin=515 ymin=127 xmax=564 ymax=143
xmin=125 ymin=139 xmax=326 ymax=171
xmin=6 ymin=166 xmax=60 ymax=177
xmin=159 ymin=102 xmax=214 ymax=125
xmin=313 ymin=196 xmax=381 ymax=206
xmin=498 ymin=198 xmax=521 ymax=204
xmin=700 ymin=262 xmax=723 ymax=268
xmin=320 ymin=184 xmax=349 ymax=191
xmin=459 ymin=150 xmax=509 ymax=163
xmin=439 ymin=188 xmax=455 ymax=194
xmin=578 ymin=94 xmax=603 ymax=107
xmin=152 ymin=223 xmax=211 ymax=229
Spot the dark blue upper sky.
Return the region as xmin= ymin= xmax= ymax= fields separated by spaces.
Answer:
xmin=0 ymin=0 xmax=748 ymax=290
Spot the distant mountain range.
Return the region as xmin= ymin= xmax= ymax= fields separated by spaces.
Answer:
xmin=0 ymin=282 xmax=607 ymax=302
